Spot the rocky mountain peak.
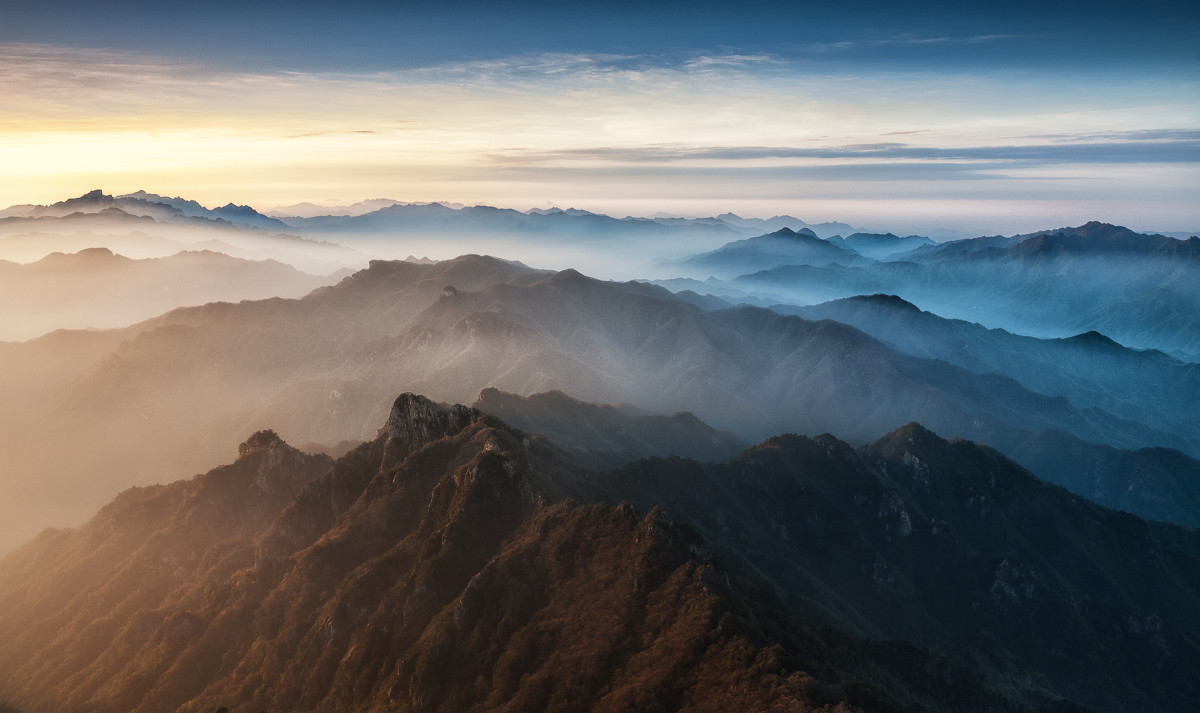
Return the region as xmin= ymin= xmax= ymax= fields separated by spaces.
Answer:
xmin=237 ymin=429 xmax=289 ymax=459
xmin=855 ymin=293 xmax=921 ymax=311
xmin=766 ymin=226 xmax=820 ymax=240
xmin=379 ymin=393 xmax=479 ymax=471
xmin=870 ymin=421 xmax=943 ymax=459
xmin=543 ymin=267 xmax=591 ymax=286
xmin=1068 ymin=329 xmax=1121 ymax=348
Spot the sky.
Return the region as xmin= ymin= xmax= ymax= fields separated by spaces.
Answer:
xmin=1 ymin=0 xmax=1197 ymax=236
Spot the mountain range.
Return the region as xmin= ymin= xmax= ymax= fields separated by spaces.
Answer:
xmin=0 ymin=190 xmax=289 ymax=231
xmin=0 ymin=191 xmax=365 ymax=274
xmin=2 ymin=393 xmax=1196 ymax=713
xmin=0 ymin=191 xmax=866 ymax=281
xmin=273 ymin=202 xmax=859 ymax=244
xmin=0 ymin=188 xmax=1198 ymax=713
xmin=663 ymin=222 xmax=1200 ymax=361
xmin=671 ymin=227 xmax=867 ymax=277
xmin=0 ymin=253 xmax=1193 ymax=550
xmin=778 ymin=294 xmax=1199 ymax=451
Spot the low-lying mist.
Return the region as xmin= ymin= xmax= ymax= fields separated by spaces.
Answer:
xmin=327 ymin=230 xmax=728 ymax=282
xmin=0 ymin=248 xmax=347 ymax=342
xmin=0 ymin=216 xmax=366 ymax=275
xmin=1 ymin=253 xmax=1191 ymax=554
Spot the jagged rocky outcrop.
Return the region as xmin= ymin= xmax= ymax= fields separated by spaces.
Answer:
xmin=4 ymin=394 xmax=1198 ymax=712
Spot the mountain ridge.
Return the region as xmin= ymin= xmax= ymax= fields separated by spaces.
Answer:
xmin=0 ymin=253 xmax=1191 ymax=550
xmin=669 ymin=221 xmax=1200 ymax=360
xmin=0 ymin=394 xmax=982 ymax=713
xmin=4 ymin=392 xmax=1197 ymax=712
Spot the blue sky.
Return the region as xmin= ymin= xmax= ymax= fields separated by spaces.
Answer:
xmin=3 ymin=0 xmax=1195 ymax=72
xmin=1 ymin=0 xmax=1197 ymax=235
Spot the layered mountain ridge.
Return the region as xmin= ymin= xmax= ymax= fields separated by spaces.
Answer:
xmin=0 ymin=189 xmax=289 ymax=231
xmin=0 ymin=191 xmax=365 ymax=275
xmin=2 ymin=253 xmax=1191 ymax=548
xmin=664 ymin=222 xmax=1200 ymax=360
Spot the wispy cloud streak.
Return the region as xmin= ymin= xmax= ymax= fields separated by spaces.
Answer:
xmin=487 ymin=138 xmax=1200 ymax=165
xmin=804 ymin=33 xmax=1045 ymax=52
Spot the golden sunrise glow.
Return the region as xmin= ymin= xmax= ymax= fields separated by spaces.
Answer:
xmin=1 ymin=43 xmax=1197 ymax=233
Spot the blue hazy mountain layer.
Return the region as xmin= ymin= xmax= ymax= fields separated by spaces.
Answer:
xmin=673 ymin=222 xmax=1200 ymax=361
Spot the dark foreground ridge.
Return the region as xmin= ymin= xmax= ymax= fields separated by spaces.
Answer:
xmin=2 ymin=394 xmax=1198 ymax=713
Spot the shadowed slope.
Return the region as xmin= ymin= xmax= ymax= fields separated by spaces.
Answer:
xmin=472 ymin=388 xmax=745 ymax=470
xmin=593 ymin=424 xmax=1200 ymax=713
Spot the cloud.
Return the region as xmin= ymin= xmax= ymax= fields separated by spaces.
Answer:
xmin=512 ymin=162 xmax=1009 ymax=181
xmin=487 ymin=136 xmax=1200 ymax=166
xmin=803 ymin=33 xmax=1043 ymax=53
xmin=1031 ymin=129 xmax=1200 ymax=143
xmin=284 ymin=130 xmax=381 ymax=139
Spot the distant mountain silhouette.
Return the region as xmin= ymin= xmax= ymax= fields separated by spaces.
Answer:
xmin=0 ymin=248 xmax=344 ymax=342
xmin=0 ymin=191 xmax=363 ymax=274
xmin=264 ymin=197 xmax=412 ymax=218
xmin=1008 ymin=429 xmax=1200 ymax=528
xmin=673 ymin=227 xmax=866 ymax=277
xmin=713 ymin=212 xmax=859 ymax=238
xmin=892 ymin=222 xmax=1199 ymax=264
xmin=279 ymin=201 xmax=745 ymax=245
xmin=671 ymin=222 xmax=1200 ymax=360
xmin=826 ymin=232 xmax=936 ymax=260
xmin=270 ymin=201 xmax=859 ymax=246
xmin=5 ymin=189 xmax=291 ymax=231
xmin=780 ymin=294 xmax=1199 ymax=448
